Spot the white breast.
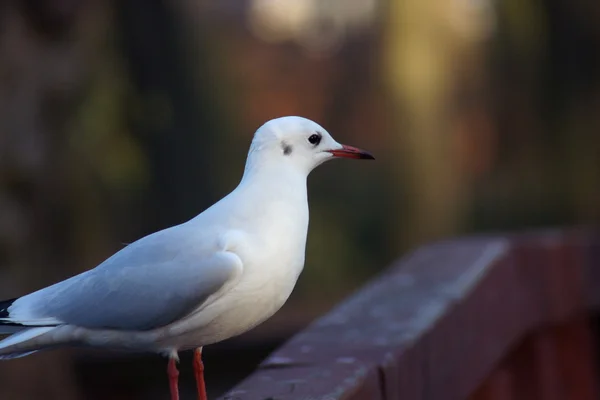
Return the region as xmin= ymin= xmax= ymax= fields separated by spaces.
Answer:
xmin=161 ymin=189 xmax=309 ymax=350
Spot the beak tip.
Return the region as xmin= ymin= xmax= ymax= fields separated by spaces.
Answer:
xmin=362 ymin=153 xmax=375 ymax=160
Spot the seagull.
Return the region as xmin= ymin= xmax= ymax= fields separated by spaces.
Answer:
xmin=0 ymin=116 xmax=374 ymax=400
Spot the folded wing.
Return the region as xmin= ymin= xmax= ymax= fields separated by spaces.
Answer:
xmin=1 ymin=225 xmax=243 ymax=331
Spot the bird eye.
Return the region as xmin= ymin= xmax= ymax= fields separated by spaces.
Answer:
xmin=308 ymin=133 xmax=321 ymax=146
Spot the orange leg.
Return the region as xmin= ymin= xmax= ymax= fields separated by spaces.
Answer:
xmin=193 ymin=347 xmax=208 ymax=400
xmin=167 ymin=356 xmax=180 ymax=400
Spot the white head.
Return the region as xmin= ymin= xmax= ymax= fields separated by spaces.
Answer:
xmin=243 ymin=116 xmax=374 ymax=179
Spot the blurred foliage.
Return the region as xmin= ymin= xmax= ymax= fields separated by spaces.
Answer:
xmin=1 ymin=0 xmax=600 ymax=398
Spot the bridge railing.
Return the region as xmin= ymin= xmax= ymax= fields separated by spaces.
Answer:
xmin=219 ymin=229 xmax=600 ymax=400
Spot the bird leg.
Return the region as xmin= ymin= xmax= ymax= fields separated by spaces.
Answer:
xmin=167 ymin=355 xmax=180 ymax=400
xmin=193 ymin=347 xmax=208 ymax=400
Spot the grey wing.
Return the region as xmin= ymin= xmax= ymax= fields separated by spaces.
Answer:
xmin=5 ymin=228 xmax=243 ymax=331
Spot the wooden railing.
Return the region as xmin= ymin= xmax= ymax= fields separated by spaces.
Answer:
xmin=218 ymin=229 xmax=600 ymax=400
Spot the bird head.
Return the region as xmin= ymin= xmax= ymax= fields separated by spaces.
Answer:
xmin=245 ymin=116 xmax=374 ymax=177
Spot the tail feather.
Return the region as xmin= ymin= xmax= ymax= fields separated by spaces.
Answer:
xmin=0 ymin=296 xmax=62 ymax=330
xmin=0 ymin=327 xmax=56 ymax=359
xmin=0 ymin=297 xmax=60 ymax=359
xmin=0 ymin=350 xmax=39 ymax=360
xmin=0 ymin=298 xmax=17 ymax=320
xmin=0 ymin=298 xmax=23 ymax=334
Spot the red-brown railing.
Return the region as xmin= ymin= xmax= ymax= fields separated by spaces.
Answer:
xmin=219 ymin=229 xmax=600 ymax=400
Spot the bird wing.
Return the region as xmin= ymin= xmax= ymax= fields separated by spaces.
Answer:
xmin=2 ymin=225 xmax=244 ymax=331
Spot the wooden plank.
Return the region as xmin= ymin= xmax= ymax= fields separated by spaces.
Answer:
xmin=552 ymin=318 xmax=599 ymax=400
xmin=510 ymin=330 xmax=562 ymax=400
xmin=471 ymin=317 xmax=599 ymax=400
xmin=584 ymin=229 xmax=600 ymax=308
xmin=469 ymin=366 xmax=514 ymax=400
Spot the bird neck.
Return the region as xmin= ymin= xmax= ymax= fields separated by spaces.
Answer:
xmin=238 ymin=158 xmax=308 ymax=204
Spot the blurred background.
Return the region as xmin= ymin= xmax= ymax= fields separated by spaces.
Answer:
xmin=0 ymin=0 xmax=599 ymax=398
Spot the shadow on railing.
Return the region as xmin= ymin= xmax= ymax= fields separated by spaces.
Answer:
xmin=219 ymin=229 xmax=600 ymax=400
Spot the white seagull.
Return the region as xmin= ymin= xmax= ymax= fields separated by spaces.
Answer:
xmin=0 ymin=116 xmax=374 ymax=400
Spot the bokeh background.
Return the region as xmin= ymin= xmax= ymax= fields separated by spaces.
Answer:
xmin=1 ymin=0 xmax=599 ymax=398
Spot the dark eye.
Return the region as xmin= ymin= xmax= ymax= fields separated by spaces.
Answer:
xmin=308 ymin=133 xmax=321 ymax=146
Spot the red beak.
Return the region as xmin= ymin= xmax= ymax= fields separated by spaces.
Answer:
xmin=327 ymin=144 xmax=375 ymax=160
